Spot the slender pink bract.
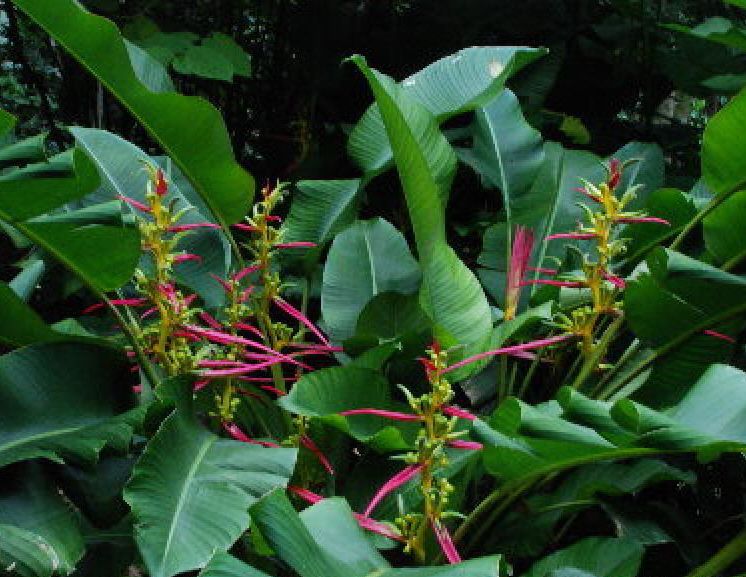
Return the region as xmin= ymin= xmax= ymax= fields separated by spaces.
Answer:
xmin=273 ymin=297 xmax=330 ymax=346
xmin=520 ymin=279 xmax=585 ymax=288
xmin=703 ymin=329 xmax=736 ymax=343
xmin=167 ymin=223 xmax=222 ymax=232
xmin=363 ymin=463 xmax=424 ymax=517
xmin=300 ymin=435 xmax=335 ymax=475
xmin=339 ymin=408 xmax=422 ymax=421
xmin=223 ymin=422 xmax=281 ymax=448
xmin=442 ymin=334 xmax=574 ymax=375
xmin=447 ymin=440 xmax=484 ymax=450
xmin=430 ymin=518 xmax=462 ymax=564
xmin=616 ymin=216 xmax=670 ymax=226
xmin=546 ymin=232 xmax=597 ymax=241
xmin=442 ymin=406 xmax=477 ymax=421
xmin=117 ymin=194 xmax=151 ymax=213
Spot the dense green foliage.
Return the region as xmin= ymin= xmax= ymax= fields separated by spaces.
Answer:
xmin=3 ymin=1 xmax=746 ymax=577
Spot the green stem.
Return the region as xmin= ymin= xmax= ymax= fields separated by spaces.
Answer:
xmin=517 ymin=351 xmax=543 ymax=400
xmin=573 ymin=314 xmax=624 ymax=393
xmin=685 ymin=527 xmax=746 ymax=577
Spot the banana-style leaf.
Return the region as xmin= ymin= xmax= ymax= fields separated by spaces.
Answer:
xmin=623 ymin=249 xmax=746 ymax=406
xmin=279 ymin=365 xmax=417 ymax=452
xmin=252 ymin=490 xmax=505 ymax=577
xmin=703 ymin=189 xmax=746 ymax=269
xmin=0 ymin=464 xmax=85 ymax=577
xmin=0 ymin=281 xmax=61 ymax=347
xmin=349 ymin=56 xmax=492 ymax=347
xmin=0 ymin=140 xmax=141 ymax=292
xmin=479 ymin=365 xmax=746 ymax=488
xmin=123 ymin=412 xmax=297 ymax=577
xmin=321 ymin=218 xmax=421 ymax=343
xmin=348 ymin=46 xmax=546 ymax=178
xmin=70 ymin=127 xmax=231 ymax=307
xmin=283 ymin=179 xmax=361 ymax=259
xmin=11 ymin=0 xmax=255 ymax=225
xmin=0 ymin=342 xmax=139 ymax=469
xmin=702 ymin=87 xmax=746 ymax=196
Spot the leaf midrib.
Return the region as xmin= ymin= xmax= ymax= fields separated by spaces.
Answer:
xmin=161 ymin=434 xmax=214 ymax=575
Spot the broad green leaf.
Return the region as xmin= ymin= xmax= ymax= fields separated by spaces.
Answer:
xmin=0 ymin=140 xmax=141 ymax=292
xmin=348 ymin=46 xmax=546 ymax=176
xmin=349 ymin=56 xmax=492 ymax=346
xmin=354 ymin=292 xmax=430 ymax=342
xmin=321 ymin=218 xmax=420 ymax=343
xmin=199 ymin=553 xmax=270 ymax=577
xmin=521 ymin=538 xmax=642 ymax=577
xmin=123 ymin=412 xmax=297 ymax=577
xmin=251 ymin=491 xmax=349 ymax=577
xmin=458 ymin=88 xmax=544 ymax=304
xmin=458 ymin=88 xmax=545 ymax=220
xmin=279 ymin=365 xmax=416 ymax=451
xmin=300 ymin=498 xmax=389 ymax=575
xmin=0 ymin=464 xmax=85 ymax=577
xmin=201 ymin=33 xmax=252 ymax=78
xmin=284 ymin=179 xmax=361 ymax=254
xmin=480 ymin=368 xmax=746 ymax=489
xmin=490 ymin=459 xmax=689 ymax=557
xmin=0 ymin=342 xmax=137 ymax=468
xmin=624 ymin=249 xmax=746 ymax=406
xmin=0 ymin=281 xmax=60 ymax=347
xmin=0 ymin=148 xmax=98 ymax=221
xmin=702 ymin=87 xmax=746 ymax=196
xmin=703 ymin=189 xmax=746 ymax=268
xmin=173 ymin=44 xmax=234 ymax=82
xmin=124 ymin=39 xmax=175 ymax=93
xmin=70 ymin=127 xmax=231 ymax=306
xmin=252 ymin=490 xmax=504 ymax=577
xmin=12 ymin=0 xmax=255 ymax=224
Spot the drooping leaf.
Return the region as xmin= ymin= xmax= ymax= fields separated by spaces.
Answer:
xmin=349 ymin=56 xmax=492 ymax=346
xmin=348 ymin=46 xmax=546 ymax=177
xmin=173 ymin=44 xmax=234 ymax=82
xmin=12 ymin=0 xmax=255 ymax=225
xmin=321 ymin=218 xmax=420 ymax=343
xmin=123 ymin=412 xmax=297 ymax=577
xmin=0 ymin=342 xmax=138 ymax=468
xmin=0 ymin=464 xmax=85 ymax=577
xmin=124 ymin=39 xmax=175 ymax=93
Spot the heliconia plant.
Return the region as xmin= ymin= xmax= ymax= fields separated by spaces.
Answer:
xmin=2 ymin=3 xmax=746 ymax=576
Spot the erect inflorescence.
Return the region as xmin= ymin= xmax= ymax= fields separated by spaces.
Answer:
xmin=523 ymin=158 xmax=669 ymax=356
xmin=83 ymin=171 xmax=338 ymax=476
